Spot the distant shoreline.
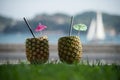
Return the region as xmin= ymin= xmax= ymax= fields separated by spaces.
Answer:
xmin=0 ymin=43 xmax=120 ymax=53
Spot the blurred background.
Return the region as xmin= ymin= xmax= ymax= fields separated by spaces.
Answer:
xmin=0 ymin=0 xmax=120 ymax=64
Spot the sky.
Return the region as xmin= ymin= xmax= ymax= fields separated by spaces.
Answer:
xmin=0 ymin=0 xmax=120 ymax=19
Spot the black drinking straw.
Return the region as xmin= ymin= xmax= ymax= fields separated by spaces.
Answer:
xmin=69 ymin=16 xmax=74 ymax=36
xmin=23 ymin=17 xmax=35 ymax=38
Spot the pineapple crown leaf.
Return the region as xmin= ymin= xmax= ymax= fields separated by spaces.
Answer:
xmin=73 ymin=24 xmax=87 ymax=31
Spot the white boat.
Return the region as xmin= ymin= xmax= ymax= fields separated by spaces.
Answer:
xmin=87 ymin=12 xmax=105 ymax=41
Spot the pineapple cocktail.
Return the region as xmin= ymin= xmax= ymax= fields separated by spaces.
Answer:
xmin=58 ymin=16 xmax=87 ymax=64
xmin=58 ymin=36 xmax=82 ymax=64
xmin=26 ymin=36 xmax=49 ymax=64
xmin=24 ymin=17 xmax=48 ymax=64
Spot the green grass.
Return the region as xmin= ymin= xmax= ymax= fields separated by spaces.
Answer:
xmin=0 ymin=62 xmax=120 ymax=80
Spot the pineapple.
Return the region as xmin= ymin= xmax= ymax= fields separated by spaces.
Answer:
xmin=58 ymin=36 xmax=82 ymax=64
xmin=26 ymin=36 xmax=49 ymax=64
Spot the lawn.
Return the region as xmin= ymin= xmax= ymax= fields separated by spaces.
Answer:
xmin=0 ymin=61 xmax=120 ymax=80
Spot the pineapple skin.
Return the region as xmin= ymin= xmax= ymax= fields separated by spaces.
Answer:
xmin=26 ymin=36 xmax=49 ymax=64
xmin=58 ymin=36 xmax=82 ymax=64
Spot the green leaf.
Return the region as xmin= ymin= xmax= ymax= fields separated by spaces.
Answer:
xmin=73 ymin=24 xmax=87 ymax=31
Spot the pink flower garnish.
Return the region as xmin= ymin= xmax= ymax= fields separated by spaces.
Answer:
xmin=35 ymin=23 xmax=47 ymax=32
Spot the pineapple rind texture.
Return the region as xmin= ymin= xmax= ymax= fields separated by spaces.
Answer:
xmin=26 ymin=36 xmax=49 ymax=64
xmin=58 ymin=36 xmax=82 ymax=64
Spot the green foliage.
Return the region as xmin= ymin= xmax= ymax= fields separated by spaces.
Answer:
xmin=0 ymin=11 xmax=120 ymax=34
xmin=0 ymin=62 xmax=120 ymax=80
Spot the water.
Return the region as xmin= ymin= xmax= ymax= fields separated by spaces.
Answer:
xmin=0 ymin=33 xmax=120 ymax=44
xmin=0 ymin=33 xmax=67 ymax=44
xmin=0 ymin=33 xmax=120 ymax=64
